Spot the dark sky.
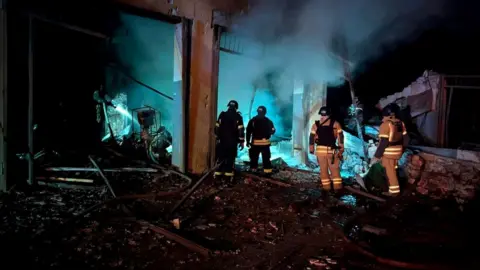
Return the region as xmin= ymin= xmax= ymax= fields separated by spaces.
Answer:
xmin=349 ymin=1 xmax=480 ymax=106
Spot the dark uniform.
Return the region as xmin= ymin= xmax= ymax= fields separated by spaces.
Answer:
xmin=246 ymin=106 xmax=276 ymax=174
xmin=309 ymin=106 xmax=344 ymax=190
xmin=215 ymin=100 xmax=245 ymax=177
xmin=373 ymin=103 xmax=409 ymax=196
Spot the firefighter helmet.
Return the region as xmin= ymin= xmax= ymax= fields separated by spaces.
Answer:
xmin=227 ymin=100 xmax=239 ymax=110
xmin=382 ymin=103 xmax=400 ymax=117
xmin=257 ymin=106 xmax=267 ymax=116
xmin=318 ymin=106 xmax=331 ymax=116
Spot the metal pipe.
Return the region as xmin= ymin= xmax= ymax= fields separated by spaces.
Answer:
xmin=0 ymin=0 xmax=7 ymax=192
xmin=445 ymin=87 xmax=454 ymax=147
xmin=181 ymin=18 xmax=192 ymax=172
xmin=444 ymin=85 xmax=480 ymax=89
xmin=29 ymin=13 xmax=108 ymax=39
xmin=106 ymin=63 xmax=173 ymax=100
xmin=88 ymin=156 xmax=116 ymax=198
xmin=44 ymin=167 xmax=158 ymax=173
xmin=138 ymin=220 xmax=210 ymax=257
xmin=36 ymin=177 xmax=94 ymax=184
xmin=27 ymin=15 xmax=35 ymax=185
xmin=169 ymin=161 xmax=222 ymax=216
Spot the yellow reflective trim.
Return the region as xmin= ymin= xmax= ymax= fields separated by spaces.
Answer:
xmin=310 ymin=131 xmax=316 ymax=135
xmin=224 ymin=172 xmax=234 ymax=176
xmin=384 ymin=153 xmax=402 ymax=157
xmin=238 ymin=125 xmax=244 ymax=129
xmin=253 ymin=139 xmax=270 ymax=145
xmin=379 ymin=134 xmax=389 ymax=138
xmin=214 ymin=172 xmax=223 ymax=176
xmin=263 ymin=169 xmax=272 ymax=173
xmin=388 ymin=122 xmax=394 ymax=142
xmin=389 ymin=190 xmax=401 ymax=194
xmin=216 ymin=123 xmax=220 ymax=127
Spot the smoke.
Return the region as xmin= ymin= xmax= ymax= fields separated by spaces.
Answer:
xmin=228 ymin=0 xmax=447 ymax=95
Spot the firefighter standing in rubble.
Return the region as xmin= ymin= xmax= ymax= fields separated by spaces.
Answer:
xmin=309 ymin=106 xmax=344 ymax=191
xmin=371 ymin=103 xmax=409 ymax=196
xmin=214 ymin=100 xmax=245 ymax=178
xmin=246 ymin=106 xmax=276 ymax=175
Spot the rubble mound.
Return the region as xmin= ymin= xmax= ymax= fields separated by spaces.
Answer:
xmin=344 ymin=198 xmax=475 ymax=269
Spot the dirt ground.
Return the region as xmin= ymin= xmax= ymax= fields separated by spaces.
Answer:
xmin=0 ymin=169 xmax=476 ymax=270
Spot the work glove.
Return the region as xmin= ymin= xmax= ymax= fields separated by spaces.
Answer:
xmin=246 ymin=142 xmax=251 ymax=148
xmin=239 ymin=142 xmax=244 ymax=151
xmin=309 ymin=145 xmax=314 ymax=154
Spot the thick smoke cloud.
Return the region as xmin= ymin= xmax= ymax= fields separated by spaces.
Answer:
xmin=229 ymin=0 xmax=447 ymax=93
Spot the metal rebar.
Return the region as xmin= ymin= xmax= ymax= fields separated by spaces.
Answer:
xmin=44 ymin=167 xmax=158 ymax=173
xmin=88 ymin=155 xmax=116 ymax=198
xmin=27 ymin=15 xmax=35 ymax=185
xmin=169 ymin=161 xmax=222 ymax=216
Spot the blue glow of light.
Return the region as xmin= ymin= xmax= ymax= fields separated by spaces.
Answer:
xmin=115 ymin=105 xmax=132 ymax=120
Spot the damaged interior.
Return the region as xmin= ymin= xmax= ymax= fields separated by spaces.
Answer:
xmin=2 ymin=0 xmax=480 ymax=269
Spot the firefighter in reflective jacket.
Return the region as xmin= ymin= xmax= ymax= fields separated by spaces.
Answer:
xmin=214 ymin=100 xmax=245 ymax=178
xmin=371 ymin=103 xmax=409 ymax=196
xmin=246 ymin=106 xmax=276 ymax=174
xmin=309 ymin=106 xmax=344 ymax=191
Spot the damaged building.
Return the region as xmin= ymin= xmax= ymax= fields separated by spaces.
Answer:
xmin=2 ymin=0 xmax=480 ymax=269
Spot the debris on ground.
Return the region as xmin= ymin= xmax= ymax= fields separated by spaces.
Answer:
xmin=2 ymin=145 xmax=480 ymax=269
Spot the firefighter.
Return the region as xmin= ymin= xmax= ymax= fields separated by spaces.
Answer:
xmin=309 ymin=106 xmax=344 ymax=191
xmin=246 ymin=106 xmax=276 ymax=175
xmin=371 ymin=103 xmax=409 ymax=196
xmin=214 ymin=100 xmax=245 ymax=178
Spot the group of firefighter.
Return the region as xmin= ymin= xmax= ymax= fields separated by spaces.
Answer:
xmin=214 ymin=100 xmax=408 ymax=197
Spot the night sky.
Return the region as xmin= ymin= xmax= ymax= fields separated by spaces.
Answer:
xmin=332 ymin=1 xmax=480 ymax=111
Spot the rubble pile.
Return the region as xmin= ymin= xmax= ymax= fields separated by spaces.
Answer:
xmin=272 ymin=170 xmax=318 ymax=184
xmin=341 ymin=149 xmax=368 ymax=177
xmin=407 ymin=153 xmax=480 ymax=201
xmin=0 ymin=187 xmax=108 ymax=237
xmin=344 ymin=197 xmax=477 ymax=269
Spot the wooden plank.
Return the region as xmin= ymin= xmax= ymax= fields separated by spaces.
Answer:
xmin=344 ymin=186 xmax=386 ymax=203
xmin=138 ymin=220 xmax=211 ymax=257
xmin=242 ymin=173 xmax=292 ymax=187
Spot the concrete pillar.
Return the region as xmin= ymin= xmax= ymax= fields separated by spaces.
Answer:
xmin=171 ymin=23 xmax=185 ymax=172
xmin=187 ymin=20 xmax=219 ymax=174
xmin=0 ymin=0 xmax=7 ymax=191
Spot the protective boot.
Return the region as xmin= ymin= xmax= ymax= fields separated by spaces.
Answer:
xmin=321 ymin=180 xmax=332 ymax=191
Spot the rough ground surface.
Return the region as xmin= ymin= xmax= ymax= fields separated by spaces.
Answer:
xmin=0 ymin=169 xmax=476 ymax=270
